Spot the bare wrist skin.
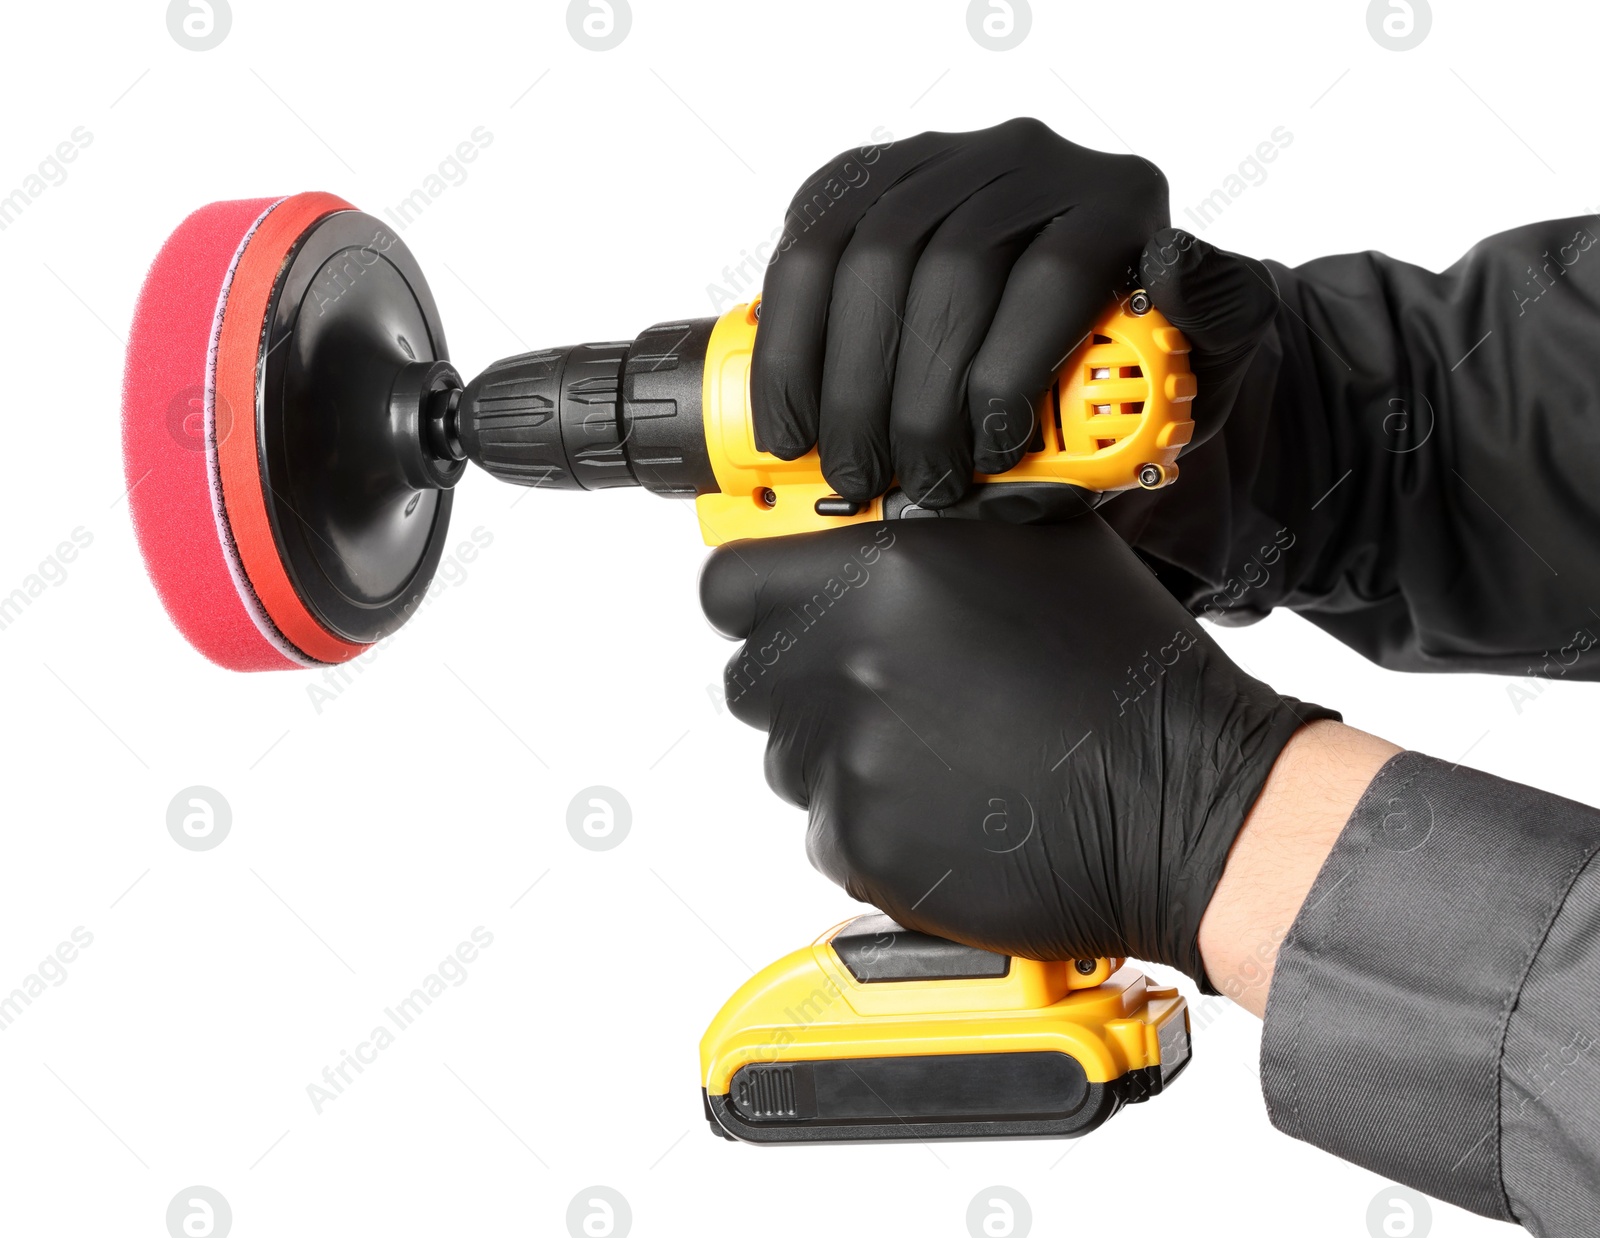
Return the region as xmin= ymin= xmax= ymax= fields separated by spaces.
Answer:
xmin=1197 ymin=720 xmax=1401 ymax=1017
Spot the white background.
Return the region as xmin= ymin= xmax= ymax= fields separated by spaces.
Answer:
xmin=1 ymin=1 xmax=1594 ymax=1235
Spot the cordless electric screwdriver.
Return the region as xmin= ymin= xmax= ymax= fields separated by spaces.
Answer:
xmin=122 ymin=193 xmax=1197 ymax=1141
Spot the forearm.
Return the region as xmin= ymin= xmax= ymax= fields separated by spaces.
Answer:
xmin=1206 ymin=721 xmax=1600 ymax=1234
xmin=1109 ymin=216 xmax=1600 ymax=676
xmin=1197 ymin=720 xmax=1398 ymax=1017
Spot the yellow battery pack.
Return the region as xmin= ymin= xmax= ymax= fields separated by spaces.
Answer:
xmin=701 ymin=914 xmax=1191 ymax=1144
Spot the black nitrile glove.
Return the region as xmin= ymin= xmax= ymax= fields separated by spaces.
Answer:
xmin=751 ymin=118 xmax=1173 ymax=508
xmin=1107 ymin=218 xmax=1600 ymax=675
xmin=752 ymin=119 xmax=1278 ymax=511
xmin=700 ymin=515 xmax=1337 ymax=988
xmin=1138 ymin=226 xmax=1281 ymax=454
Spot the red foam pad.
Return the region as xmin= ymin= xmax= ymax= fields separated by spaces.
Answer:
xmin=123 ymin=198 xmax=294 ymax=670
xmin=122 ymin=195 xmax=366 ymax=671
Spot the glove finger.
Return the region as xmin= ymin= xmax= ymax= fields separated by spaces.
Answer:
xmin=699 ymin=539 xmax=790 ymax=640
xmin=888 ymin=187 xmax=1040 ymax=508
xmin=700 ymin=528 xmax=866 ymax=640
xmin=763 ymin=724 xmax=810 ymax=808
xmin=814 ymin=247 xmax=900 ymax=502
xmin=750 ymin=131 xmax=947 ymax=459
xmin=817 ymin=166 xmax=1011 ymax=502
xmin=1139 ymin=228 xmax=1279 ymax=450
xmin=723 ymin=643 xmax=775 ymax=730
xmin=968 ymin=202 xmax=1157 ymax=474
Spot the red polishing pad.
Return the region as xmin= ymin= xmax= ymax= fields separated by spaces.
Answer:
xmin=123 ymin=194 xmax=369 ymax=671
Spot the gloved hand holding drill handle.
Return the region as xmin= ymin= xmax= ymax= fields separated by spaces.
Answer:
xmin=700 ymin=514 xmax=1336 ymax=991
xmin=716 ymin=118 xmax=1600 ymax=1236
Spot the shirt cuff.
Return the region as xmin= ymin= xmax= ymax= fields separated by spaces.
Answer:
xmin=1260 ymin=750 xmax=1600 ymax=1221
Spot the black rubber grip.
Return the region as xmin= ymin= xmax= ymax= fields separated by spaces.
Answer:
xmin=455 ymin=341 xmax=633 ymax=491
xmin=455 ymin=318 xmax=720 ymax=497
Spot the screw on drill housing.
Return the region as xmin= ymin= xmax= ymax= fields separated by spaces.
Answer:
xmin=1075 ymin=958 xmax=1099 ymax=975
xmin=1128 ymin=288 xmax=1152 ymax=316
xmin=1137 ymin=463 xmax=1165 ymax=489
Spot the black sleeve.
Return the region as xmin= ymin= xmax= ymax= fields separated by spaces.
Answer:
xmin=1102 ymin=217 xmax=1600 ymax=678
xmin=1261 ymin=751 xmax=1600 ymax=1234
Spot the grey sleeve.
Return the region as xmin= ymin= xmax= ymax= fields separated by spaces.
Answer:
xmin=1260 ymin=750 xmax=1600 ymax=1235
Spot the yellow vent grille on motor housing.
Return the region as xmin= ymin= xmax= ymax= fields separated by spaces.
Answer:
xmin=1057 ymin=337 xmax=1158 ymax=458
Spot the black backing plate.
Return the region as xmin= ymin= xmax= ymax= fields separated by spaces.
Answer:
xmin=259 ymin=209 xmax=453 ymax=644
